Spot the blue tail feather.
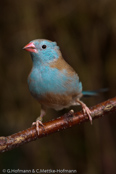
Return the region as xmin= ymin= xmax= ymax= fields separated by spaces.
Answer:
xmin=82 ymin=88 xmax=108 ymax=97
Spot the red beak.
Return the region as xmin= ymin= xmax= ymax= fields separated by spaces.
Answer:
xmin=23 ymin=42 xmax=37 ymax=53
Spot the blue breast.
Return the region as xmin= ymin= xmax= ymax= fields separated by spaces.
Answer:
xmin=28 ymin=64 xmax=82 ymax=100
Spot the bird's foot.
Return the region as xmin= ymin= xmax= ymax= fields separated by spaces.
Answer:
xmin=77 ymin=99 xmax=92 ymax=124
xmin=32 ymin=107 xmax=46 ymax=135
xmin=32 ymin=119 xmax=44 ymax=135
xmin=82 ymin=104 xmax=92 ymax=124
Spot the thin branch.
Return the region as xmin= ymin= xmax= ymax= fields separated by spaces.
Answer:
xmin=0 ymin=97 xmax=116 ymax=153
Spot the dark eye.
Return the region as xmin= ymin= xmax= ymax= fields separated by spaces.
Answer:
xmin=42 ymin=45 xmax=47 ymax=49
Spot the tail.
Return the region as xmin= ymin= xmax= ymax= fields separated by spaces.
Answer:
xmin=82 ymin=88 xmax=108 ymax=97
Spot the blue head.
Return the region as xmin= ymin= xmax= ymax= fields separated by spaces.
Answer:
xmin=23 ymin=39 xmax=61 ymax=65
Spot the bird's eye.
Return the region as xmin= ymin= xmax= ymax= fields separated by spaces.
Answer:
xmin=42 ymin=45 xmax=47 ymax=49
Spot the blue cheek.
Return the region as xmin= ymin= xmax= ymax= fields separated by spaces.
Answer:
xmin=30 ymin=49 xmax=59 ymax=65
xmin=41 ymin=49 xmax=59 ymax=62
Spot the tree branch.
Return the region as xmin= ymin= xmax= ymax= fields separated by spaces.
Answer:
xmin=0 ymin=97 xmax=116 ymax=153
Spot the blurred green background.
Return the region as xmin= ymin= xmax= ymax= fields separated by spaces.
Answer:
xmin=0 ymin=0 xmax=116 ymax=173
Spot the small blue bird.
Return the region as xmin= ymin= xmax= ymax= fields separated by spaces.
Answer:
xmin=23 ymin=39 xmax=96 ymax=134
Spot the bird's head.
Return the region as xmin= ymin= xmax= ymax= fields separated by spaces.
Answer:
xmin=23 ymin=39 xmax=61 ymax=64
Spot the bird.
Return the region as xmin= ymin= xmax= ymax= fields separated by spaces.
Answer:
xmin=23 ymin=39 xmax=97 ymax=134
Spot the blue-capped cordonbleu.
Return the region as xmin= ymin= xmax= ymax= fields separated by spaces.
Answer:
xmin=23 ymin=39 xmax=96 ymax=134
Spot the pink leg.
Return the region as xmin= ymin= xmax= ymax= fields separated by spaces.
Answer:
xmin=32 ymin=108 xmax=46 ymax=135
xmin=76 ymin=99 xmax=92 ymax=124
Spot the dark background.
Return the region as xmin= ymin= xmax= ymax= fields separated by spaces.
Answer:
xmin=0 ymin=0 xmax=116 ymax=173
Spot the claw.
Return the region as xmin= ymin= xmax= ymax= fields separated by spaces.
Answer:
xmin=32 ymin=106 xmax=46 ymax=135
xmin=32 ymin=120 xmax=44 ymax=135
xmin=76 ymin=99 xmax=92 ymax=124
xmin=82 ymin=105 xmax=92 ymax=124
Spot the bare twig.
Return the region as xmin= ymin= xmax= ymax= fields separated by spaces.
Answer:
xmin=0 ymin=97 xmax=116 ymax=153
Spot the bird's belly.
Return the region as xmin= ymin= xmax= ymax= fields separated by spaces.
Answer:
xmin=36 ymin=92 xmax=82 ymax=110
xmin=28 ymin=78 xmax=81 ymax=110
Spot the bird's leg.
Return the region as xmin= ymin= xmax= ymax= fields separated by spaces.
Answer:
xmin=32 ymin=107 xmax=46 ymax=135
xmin=76 ymin=99 xmax=92 ymax=124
